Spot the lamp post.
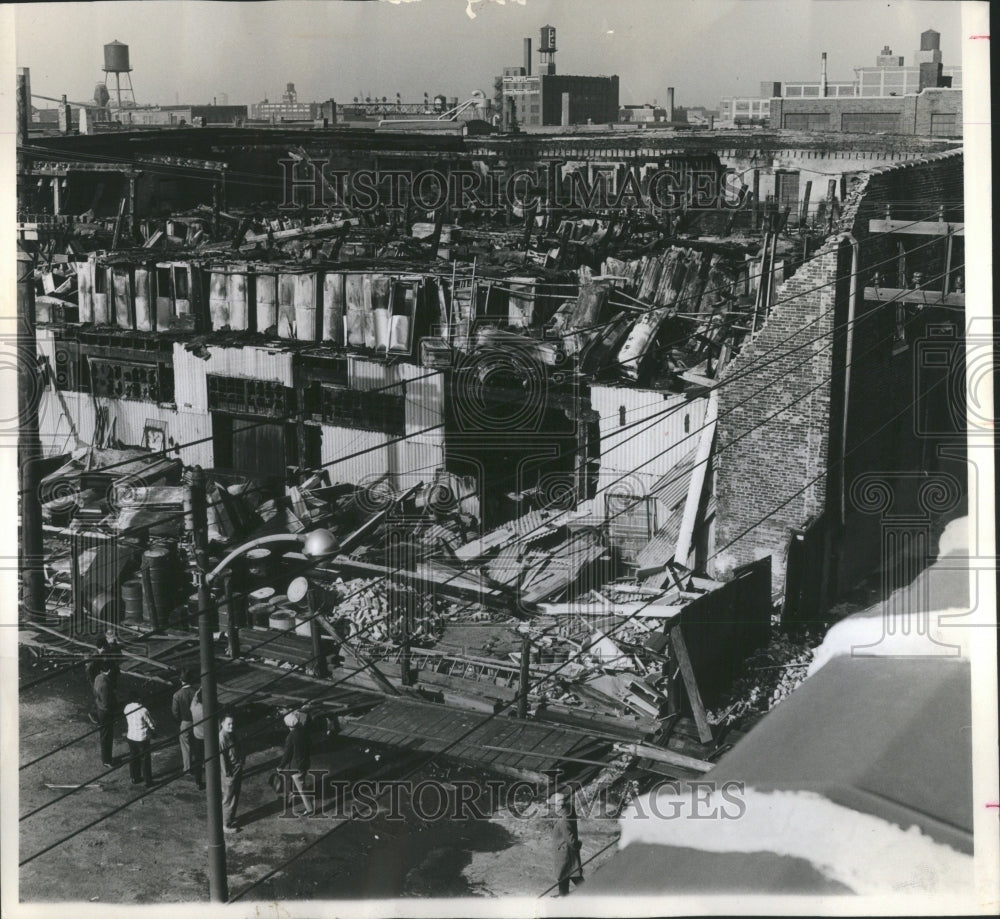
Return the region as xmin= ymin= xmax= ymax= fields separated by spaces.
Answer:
xmin=188 ymin=465 xmax=339 ymax=902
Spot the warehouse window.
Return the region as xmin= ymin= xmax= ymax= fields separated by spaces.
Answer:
xmin=930 ymin=113 xmax=958 ymax=137
xmin=841 ymin=112 xmax=901 ymax=133
xmin=783 ymin=112 xmax=831 ymax=130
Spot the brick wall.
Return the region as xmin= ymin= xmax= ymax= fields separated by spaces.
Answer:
xmin=711 ymin=151 xmax=964 ymax=595
xmin=710 ymin=238 xmax=841 ymax=589
xmin=771 ymin=90 xmax=963 ymax=137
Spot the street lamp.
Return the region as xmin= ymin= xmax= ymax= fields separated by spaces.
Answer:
xmin=189 ymin=465 xmax=339 ymax=902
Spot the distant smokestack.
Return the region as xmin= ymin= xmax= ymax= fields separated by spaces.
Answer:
xmin=820 ymin=52 xmax=828 ymax=97
xmin=524 ymin=37 xmax=531 ymax=76
xmin=665 ymin=87 xmax=675 ymax=122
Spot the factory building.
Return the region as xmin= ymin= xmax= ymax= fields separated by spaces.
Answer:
xmin=718 ymin=30 xmax=961 ymax=135
xmin=499 ymin=26 xmax=619 ymax=128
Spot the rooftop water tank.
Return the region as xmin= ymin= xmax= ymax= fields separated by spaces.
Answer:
xmin=103 ymin=40 xmax=131 ymax=73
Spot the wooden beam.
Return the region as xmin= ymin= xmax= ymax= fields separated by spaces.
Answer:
xmin=669 ymin=626 xmax=713 ymax=744
xmin=864 ymin=287 xmax=965 ymax=308
xmin=614 ymin=742 xmax=713 ymax=773
xmin=868 ymin=219 xmax=964 ymax=237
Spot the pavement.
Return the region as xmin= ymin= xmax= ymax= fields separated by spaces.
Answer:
xmin=18 ymin=659 xmax=620 ymax=903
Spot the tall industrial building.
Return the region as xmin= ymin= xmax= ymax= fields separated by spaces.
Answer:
xmin=498 ymin=26 xmax=619 ymax=128
xmin=718 ymin=30 xmax=961 ymax=135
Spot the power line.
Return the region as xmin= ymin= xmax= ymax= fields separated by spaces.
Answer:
xmin=19 ymin=396 xmax=680 ymax=771
xmin=228 ymin=340 xmax=955 ymax=902
xmin=13 ymin=219 xmax=960 ymax=860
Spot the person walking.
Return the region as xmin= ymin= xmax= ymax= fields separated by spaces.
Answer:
xmin=190 ymin=687 xmax=206 ymax=789
xmin=171 ymin=668 xmax=196 ymax=781
xmin=551 ymin=791 xmax=584 ymax=896
xmin=93 ymin=663 xmax=117 ymax=767
xmin=278 ymin=711 xmax=314 ymax=817
xmin=219 ymin=714 xmax=245 ymax=832
xmin=124 ymin=696 xmax=156 ymax=786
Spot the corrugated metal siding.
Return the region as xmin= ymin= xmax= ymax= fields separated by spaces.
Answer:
xmin=399 ymin=438 xmax=446 ymax=490
xmin=104 ymin=398 xmax=213 ymax=467
xmin=38 ymin=388 xmax=93 ymax=456
xmin=347 ymin=355 xmax=391 ymax=392
xmin=206 ymin=344 xmax=294 ymax=386
xmin=320 ymin=424 xmax=392 ymax=485
xmin=592 ymin=386 xmax=709 ymax=490
xmin=175 ymin=342 xmax=294 ymax=414
xmin=173 ymin=342 xmax=209 ymax=413
xmin=398 ymin=365 xmax=445 ymax=435
xmin=36 ymin=389 xmax=213 ymax=466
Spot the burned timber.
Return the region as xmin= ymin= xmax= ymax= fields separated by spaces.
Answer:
xmin=15 ymin=40 xmax=970 ymax=901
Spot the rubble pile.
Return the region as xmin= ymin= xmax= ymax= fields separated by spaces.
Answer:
xmin=329 ymin=577 xmax=446 ymax=645
xmin=707 ymin=630 xmax=821 ymax=728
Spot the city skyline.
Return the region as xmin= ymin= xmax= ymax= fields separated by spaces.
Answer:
xmin=14 ymin=0 xmax=965 ymax=112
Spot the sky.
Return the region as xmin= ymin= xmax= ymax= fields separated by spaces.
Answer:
xmin=13 ymin=0 xmax=970 ymax=110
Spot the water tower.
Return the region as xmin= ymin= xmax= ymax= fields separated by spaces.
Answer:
xmin=103 ymin=40 xmax=136 ymax=108
xmin=539 ymin=25 xmax=557 ymax=75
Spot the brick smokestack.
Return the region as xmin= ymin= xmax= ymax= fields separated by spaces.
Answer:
xmin=666 ymin=87 xmax=675 ymax=122
xmin=820 ymin=52 xmax=828 ymax=97
xmin=524 ymin=37 xmax=531 ymax=76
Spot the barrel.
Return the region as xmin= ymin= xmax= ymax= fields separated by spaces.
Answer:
xmin=249 ymin=587 xmax=275 ymax=629
xmin=91 ymin=591 xmax=116 ymax=628
xmin=246 ymin=548 xmax=274 ymax=588
xmin=286 ymin=576 xmax=309 ymax=607
xmin=121 ymin=579 xmax=144 ymax=623
xmin=143 ymin=547 xmax=177 ymax=628
xmin=250 ymin=602 xmax=271 ymax=629
xmin=269 ymin=611 xmax=295 ymax=631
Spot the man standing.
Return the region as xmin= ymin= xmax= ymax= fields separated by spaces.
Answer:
xmin=219 ymin=714 xmax=245 ymax=832
xmin=87 ymin=628 xmax=123 ymax=691
xmin=93 ymin=663 xmax=117 ymax=767
xmin=124 ymin=696 xmax=156 ymax=786
xmin=278 ymin=711 xmax=314 ymax=817
xmin=171 ymin=668 xmax=196 ymax=780
xmin=551 ymin=791 xmax=584 ymax=896
xmin=190 ymin=687 xmax=206 ymax=790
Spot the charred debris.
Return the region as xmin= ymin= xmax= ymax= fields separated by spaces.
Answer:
xmin=24 ymin=160 xmax=837 ymax=787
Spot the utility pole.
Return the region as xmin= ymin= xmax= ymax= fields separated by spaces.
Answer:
xmin=189 ymin=466 xmax=228 ymax=902
xmin=516 ymin=632 xmax=531 ymax=718
xmin=18 ymin=245 xmax=45 ymax=622
xmin=223 ymin=569 xmax=241 ymax=660
xmin=17 ymin=68 xmax=44 ymax=622
xmin=306 ymin=586 xmax=330 ymax=679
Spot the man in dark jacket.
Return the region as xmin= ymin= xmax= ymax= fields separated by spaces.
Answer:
xmin=551 ymin=792 xmax=584 ymax=896
xmin=219 ymin=714 xmax=245 ymax=832
xmin=171 ymin=668 xmax=197 ymax=780
xmin=87 ymin=629 xmax=122 ymax=689
xmin=93 ymin=663 xmax=117 ymax=767
xmin=278 ymin=711 xmax=315 ymax=817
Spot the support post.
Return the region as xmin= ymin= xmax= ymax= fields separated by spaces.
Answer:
xmin=751 ymin=169 xmax=760 ymax=229
xmin=400 ymin=630 xmax=412 ymax=687
xmin=224 ymin=570 xmax=240 ymax=660
xmin=307 ymin=586 xmax=329 ymax=679
xmin=190 ymin=467 xmax=228 ymax=902
xmin=669 ymin=626 xmax=713 ymax=744
xmin=799 ymin=180 xmax=812 ymax=228
xmin=517 ymin=632 xmax=531 ymax=718
xmin=18 ymin=245 xmax=45 ymax=621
